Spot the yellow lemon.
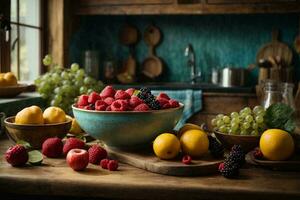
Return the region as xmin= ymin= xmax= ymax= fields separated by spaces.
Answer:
xmin=178 ymin=123 xmax=202 ymax=138
xmin=180 ymin=129 xmax=209 ymax=157
xmin=43 ymin=106 xmax=66 ymax=124
xmin=4 ymin=72 xmax=17 ymax=86
xmin=15 ymin=105 xmax=44 ymax=124
xmin=153 ymin=133 xmax=181 ymax=160
xmin=67 ymin=115 xmax=83 ymax=135
xmin=0 ymin=76 xmax=7 ymax=86
xmin=260 ymin=129 xmax=294 ymax=161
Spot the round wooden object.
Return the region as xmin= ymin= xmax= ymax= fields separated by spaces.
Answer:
xmin=119 ymin=24 xmax=139 ymax=46
xmin=0 ymin=84 xmax=28 ymax=98
xmin=144 ymin=25 xmax=161 ymax=46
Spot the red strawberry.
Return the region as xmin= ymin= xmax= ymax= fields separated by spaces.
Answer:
xmin=100 ymin=158 xmax=110 ymax=169
xmin=115 ymin=90 xmax=131 ymax=100
xmin=125 ymin=88 xmax=135 ymax=96
xmin=169 ymin=99 xmax=180 ymax=108
xmin=5 ymin=145 xmax=28 ymax=167
xmin=111 ymin=100 xmax=127 ymax=111
xmin=157 ymin=92 xmax=170 ymax=100
xmin=156 ymin=97 xmax=169 ymax=107
xmin=100 ymin=86 xmax=116 ymax=99
xmin=104 ymin=97 xmax=114 ymax=105
xmin=129 ymin=96 xmax=144 ymax=108
xmin=63 ymin=138 xmax=85 ymax=155
xmin=107 ymin=160 xmax=118 ymax=171
xmin=162 ymin=103 xmax=171 ymax=109
xmin=88 ymin=145 xmax=107 ymax=165
xmin=106 ymin=106 xmax=111 ymax=111
xmin=84 ymin=105 xmax=92 ymax=110
xmin=134 ymin=103 xmax=150 ymax=111
xmin=182 ymin=155 xmax=192 ymax=165
xmin=95 ymin=100 xmax=107 ymax=111
xmin=88 ymin=92 xmax=101 ymax=104
xmin=42 ymin=137 xmax=63 ymax=158
xmin=77 ymin=95 xmax=89 ymax=106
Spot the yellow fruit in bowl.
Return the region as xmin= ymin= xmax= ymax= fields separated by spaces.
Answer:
xmin=260 ymin=129 xmax=294 ymax=161
xmin=67 ymin=115 xmax=83 ymax=135
xmin=4 ymin=72 xmax=17 ymax=86
xmin=178 ymin=123 xmax=202 ymax=138
xmin=43 ymin=106 xmax=66 ymax=124
xmin=15 ymin=105 xmax=44 ymax=125
xmin=153 ymin=133 xmax=181 ymax=160
xmin=180 ymin=129 xmax=209 ymax=157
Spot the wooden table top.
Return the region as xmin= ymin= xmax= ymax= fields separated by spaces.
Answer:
xmin=1 ymin=138 xmax=300 ymax=200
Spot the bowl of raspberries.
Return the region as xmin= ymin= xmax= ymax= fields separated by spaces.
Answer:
xmin=72 ymin=86 xmax=184 ymax=149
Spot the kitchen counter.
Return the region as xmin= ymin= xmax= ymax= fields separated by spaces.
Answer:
xmin=113 ymin=83 xmax=255 ymax=93
xmin=0 ymin=138 xmax=300 ymax=200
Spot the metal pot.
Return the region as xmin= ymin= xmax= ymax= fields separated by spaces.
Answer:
xmin=219 ymin=67 xmax=251 ymax=87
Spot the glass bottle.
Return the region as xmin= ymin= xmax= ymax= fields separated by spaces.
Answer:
xmin=281 ymin=83 xmax=296 ymax=111
xmin=261 ymin=80 xmax=282 ymax=109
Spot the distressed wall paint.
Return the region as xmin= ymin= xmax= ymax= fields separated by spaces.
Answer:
xmin=69 ymin=14 xmax=300 ymax=85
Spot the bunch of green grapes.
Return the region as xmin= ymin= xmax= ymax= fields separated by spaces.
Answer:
xmin=35 ymin=55 xmax=104 ymax=113
xmin=211 ymin=106 xmax=267 ymax=136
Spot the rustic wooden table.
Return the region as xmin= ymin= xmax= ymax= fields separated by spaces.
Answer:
xmin=1 ymin=138 xmax=300 ymax=200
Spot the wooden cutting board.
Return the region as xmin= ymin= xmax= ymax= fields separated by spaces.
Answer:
xmin=107 ymin=147 xmax=223 ymax=176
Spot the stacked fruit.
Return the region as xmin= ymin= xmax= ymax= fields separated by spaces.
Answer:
xmin=5 ymin=137 xmax=119 ymax=171
xmin=152 ymin=123 xmax=224 ymax=164
xmin=0 ymin=72 xmax=18 ymax=86
xmin=75 ymin=86 xmax=180 ymax=111
xmin=35 ymin=55 xmax=104 ymax=113
xmin=211 ymin=106 xmax=267 ymax=135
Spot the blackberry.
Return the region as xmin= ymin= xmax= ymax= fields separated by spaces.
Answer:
xmin=140 ymin=87 xmax=151 ymax=94
xmin=220 ymin=162 xmax=239 ymax=178
xmin=208 ymin=136 xmax=224 ymax=158
xmin=231 ymin=145 xmax=244 ymax=154
xmin=137 ymin=87 xmax=161 ymax=110
xmin=226 ymin=146 xmax=245 ymax=167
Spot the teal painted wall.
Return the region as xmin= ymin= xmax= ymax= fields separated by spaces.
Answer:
xmin=69 ymin=14 xmax=300 ymax=85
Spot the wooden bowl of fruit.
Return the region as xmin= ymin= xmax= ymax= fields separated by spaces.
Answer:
xmin=0 ymin=72 xmax=28 ymax=98
xmin=4 ymin=106 xmax=72 ymax=149
xmin=212 ymin=106 xmax=265 ymax=152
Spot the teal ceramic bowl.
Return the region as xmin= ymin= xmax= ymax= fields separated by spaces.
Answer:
xmin=72 ymin=104 xmax=184 ymax=149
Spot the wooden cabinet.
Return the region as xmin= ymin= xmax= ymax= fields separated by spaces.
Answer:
xmin=76 ymin=0 xmax=300 ymax=15
xmin=187 ymin=92 xmax=259 ymax=131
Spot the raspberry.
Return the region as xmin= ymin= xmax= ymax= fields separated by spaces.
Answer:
xmin=100 ymin=158 xmax=110 ymax=169
xmin=115 ymin=90 xmax=131 ymax=100
xmin=88 ymin=92 xmax=101 ymax=104
xmin=125 ymin=88 xmax=135 ymax=96
xmin=134 ymin=103 xmax=150 ymax=111
xmin=95 ymin=100 xmax=107 ymax=111
xmin=100 ymin=86 xmax=116 ymax=99
xmin=156 ymin=97 xmax=169 ymax=107
xmin=129 ymin=96 xmax=144 ymax=108
xmin=88 ymin=145 xmax=107 ymax=164
xmin=63 ymin=138 xmax=85 ymax=155
xmin=84 ymin=105 xmax=92 ymax=110
xmin=106 ymin=106 xmax=111 ymax=111
xmin=107 ymin=160 xmax=118 ymax=171
xmin=182 ymin=155 xmax=192 ymax=165
xmin=77 ymin=95 xmax=89 ymax=106
xmin=162 ymin=103 xmax=171 ymax=109
xmin=42 ymin=137 xmax=63 ymax=158
xmin=104 ymin=97 xmax=114 ymax=105
xmin=218 ymin=162 xmax=224 ymax=171
xmin=111 ymin=100 xmax=127 ymax=111
xmin=253 ymin=148 xmax=264 ymax=160
xmin=157 ymin=92 xmax=170 ymax=100
xmin=169 ymin=99 xmax=180 ymax=108
xmin=5 ymin=145 xmax=28 ymax=167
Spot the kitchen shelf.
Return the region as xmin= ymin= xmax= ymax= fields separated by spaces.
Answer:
xmin=76 ymin=0 xmax=300 ymax=15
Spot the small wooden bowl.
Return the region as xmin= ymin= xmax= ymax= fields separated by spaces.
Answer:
xmin=214 ymin=130 xmax=261 ymax=152
xmin=4 ymin=116 xmax=72 ymax=149
xmin=0 ymin=84 xmax=28 ymax=98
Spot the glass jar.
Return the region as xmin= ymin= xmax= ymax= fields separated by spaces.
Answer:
xmin=261 ymin=80 xmax=282 ymax=109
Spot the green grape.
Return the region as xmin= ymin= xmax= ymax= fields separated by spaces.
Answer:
xmin=77 ymin=69 xmax=85 ymax=76
xmin=243 ymin=107 xmax=252 ymax=115
xmin=43 ymin=54 xmax=52 ymax=66
xmin=54 ymin=94 xmax=62 ymax=103
xmin=84 ymin=77 xmax=94 ymax=85
xmin=245 ymin=115 xmax=253 ymax=122
xmin=242 ymin=122 xmax=250 ymax=129
xmin=219 ymin=125 xmax=227 ymax=133
xmin=240 ymin=129 xmax=248 ymax=135
xmin=230 ymin=112 xmax=239 ymax=119
xmin=253 ymin=105 xmax=264 ymax=114
xmin=250 ymin=130 xmax=259 ymax=136
xmin=80 ymin=86 xmax=88 ymax=94
xmin=61 ymin=71 xmax=69 ymax=79
xmin=231 ymin=117 xmax=240 ymax=124
xmin=62 ymin=80 xmax=71 ymax=86
xmin=252 ymin=122 xmax=258 ymax=130
xmin=231 ymin=122 xmax=239 ymax=131
xmin=223 ymin=116 xmax=230 ymax=124
xmin=216 ymin=119 xmax=224 ymax=127
xmin=255 ymin=115 xmax=264 ymax=124
xmin=71 ymin=63 xmax=80 ymax=72
xmin=256 ymin=110 xmax=266 ymax=117
xmin=240 ymin=112 xmax=248 ymax=119
xmin=87 ymin=89 xmax=94 ymax=94
xmin=211 ymin=118 xmax=217 ymax=126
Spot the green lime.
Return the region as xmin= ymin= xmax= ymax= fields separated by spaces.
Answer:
xmin=28 ymin=150 xmax=43 ymax=166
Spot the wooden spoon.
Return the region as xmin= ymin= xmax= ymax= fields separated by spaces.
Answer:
xmin=142 ymin=25 xmax=163 ymax=79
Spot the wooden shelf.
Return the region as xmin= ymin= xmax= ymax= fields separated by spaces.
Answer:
xmin=76 ymin=0 xmax=300 ymax=15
